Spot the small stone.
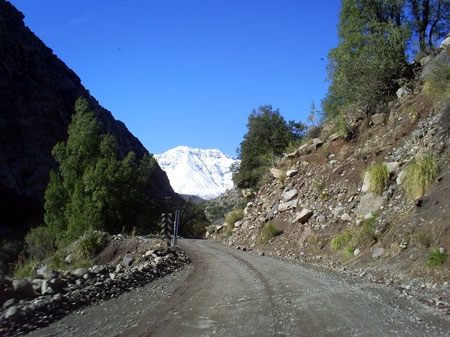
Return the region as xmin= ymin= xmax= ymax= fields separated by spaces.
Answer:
xmin=73 ymin=268 xmax=89 ymax=277
xmin=122 ymin=254 xmax=135 ymax=266
xmin=5 ymin=305 xmax=19 ymax=319
xmin=278 ymin=199 xmax=297 ymax=212
xmin=372 ymin=247 xmax=385 ymax=258
xmin=340 ymin=213 xmax=352 ymax=222
xmin=312 ymin=138 xmax=323 ymax=148
xmin=2 ymin=298 xmax=16 ymax=308
xmin=270 ymin=168 xmax=284 ymax=179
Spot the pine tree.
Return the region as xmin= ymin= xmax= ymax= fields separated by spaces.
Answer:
xmin=44 ymin=97 xmax=160 ymax=244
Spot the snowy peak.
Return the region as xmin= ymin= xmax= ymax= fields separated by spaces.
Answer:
xmin=154 ymin=146 xmax=238 ymax=200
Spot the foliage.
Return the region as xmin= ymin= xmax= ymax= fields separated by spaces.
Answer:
xmin=402 ymin=152 xmax=439 ymax=200
xmin=423 ymin=61 xmax=450 ymax=100
xmin=44 ymin=97 xmax=162 ymax=246
xmin=25 ymin=226 xmax=55 ymax=261
xmin=364 ymin=163 xmax=390 ymax=195
xmin=343 ymin=244 xmax=357 ymax=258
xmin=332 ymin=214 xmax=379 ymax=257
xmin=323 ymin=0 xmax=450 ymax=121
xmin=408 ymin=0 xmax=450 ymax=54
xmin=357 ymin=216 xmax=379 ymax=243
xmin=260 ymin=223 xmax=280 ymax=244
xmin=178 ymin=199 xmax=210 ymax=238
xmin=233 ymin=105 xmax=305 ymax=188
xmin=324 ymin=0 xmax=410 ymax=119
xmin=426 ymin=247 xmax=448 ymax=267
xmin=14 ymin=258 xmax=38 ymax=278
xmin=77 ymin=230 xmax=108 ymax=259
xmin=331 ymin=230 xmax=353 ymax=251
xmin=0 ymin=240 xmax=23 ymax=275
xmin=224 ymin=223 xmax=234 ymax=238
xmin=225 ymin=209 xmax=244 ymax=226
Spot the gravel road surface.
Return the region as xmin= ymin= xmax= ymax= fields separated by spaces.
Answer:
xmin=27 ymin=239 xmax=450 ymax=337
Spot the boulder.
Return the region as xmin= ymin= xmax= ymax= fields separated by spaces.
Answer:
xmin=282 ymin=189 xmax=298 ymax=201
xmin=292 ymin=208 xmax=313 ymax=224
xmin=355 ymin=192 xmax=383 ymax=216
xmin=286 ymin=169 xmax=298 ymax=178
xmin=73 ymin=268 xmax=89 ymax=278
xmin=12 ymin=278 xmax=36 ymax=298
xmin=371 ymin=113 xmax=386 ymax=126
xmin=312 ymin=138 xmax=324 ymax=149
xmin=396 ymin=87 xmax=410 ymax=100
xmin=270 ymin=168 xmax=284 ymax=179
xmin=122 ymin=254 xmax=134 ymax=267
xmin=278 ymin=199 xmax=297 ymax=212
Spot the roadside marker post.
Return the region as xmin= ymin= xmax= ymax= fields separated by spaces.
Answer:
xmin=173 ymin=210 xmax=180 ymax=248
xmin=161 ymin=212 xmax=173 ymax=249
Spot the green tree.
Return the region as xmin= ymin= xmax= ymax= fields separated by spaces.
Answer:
xmin=408 ymin=0 xmax=450 ymax=54
xmin=233 ymin=105 xmax=304 ymax=188
xmin=178 ymin=199 xmax=210 ymax=238
xmin=44 ymin=97 xmax=160 ymax=245
xmin=324 ymin=0 xmax=410 ymax=119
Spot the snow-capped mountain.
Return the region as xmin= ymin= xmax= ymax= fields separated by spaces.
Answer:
xmin=154 ymin=146 xmax=238 ymax=200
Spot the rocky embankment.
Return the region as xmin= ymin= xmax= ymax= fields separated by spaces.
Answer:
xmin=0 ymin=235 xmax=189 ymax=337
xmin=208 ymin=47 xmax=450 ymax=314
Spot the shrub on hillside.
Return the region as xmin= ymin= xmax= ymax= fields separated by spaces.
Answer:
xmin=77 ymin=230 xmax=108 ymax=259
xmin=426 ymin=247 xmax=448 ymax=267
xmin=364 ymin=163 xmax=389 ymax=195
xmin=402 ymin=153 xmax=438 ymax=200
xmin=0 ymin=239 xmax=23 ymax=275
xmin=25 ymin=225 xmax=55 ymax=261
xmin=331 ymin=230 xmax=353 ymax=251
xmin=225 ymin=209 xmax=244 ymax=226
xmin=260 ymin=223 xmax=280 ymax=244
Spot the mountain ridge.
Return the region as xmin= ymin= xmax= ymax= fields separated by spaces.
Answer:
xmin=155 ymin=146 xmax=238 ymax=200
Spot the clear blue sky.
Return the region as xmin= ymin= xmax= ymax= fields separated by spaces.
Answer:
xmin=9 ymin=0 xmax=340 ymax=158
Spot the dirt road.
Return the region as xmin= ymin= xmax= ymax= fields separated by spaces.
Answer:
xmin=28 ymin=239 xmax=450 ymax=337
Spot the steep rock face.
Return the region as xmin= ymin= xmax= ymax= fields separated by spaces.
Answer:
xmin=0 ymin=0 xmax=178 ymax=236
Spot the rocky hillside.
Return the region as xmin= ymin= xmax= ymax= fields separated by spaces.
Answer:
xmin=210 ymin=48 xmax=450 ymax=311
xmin=0 ymin=0 xmax=179 ymax=239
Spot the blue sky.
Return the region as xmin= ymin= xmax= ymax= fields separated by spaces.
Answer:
xmin=10 ymin=0 xmax=340 ymax=158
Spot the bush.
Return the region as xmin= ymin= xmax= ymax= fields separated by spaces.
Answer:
xmin=77 ymin=230 xmax=108 ymax=259
xmin=426 ymin=248 xmax=448 ymax=267
xmin=364 ymin=163 xmax=389 ymax=195
xmin=331 ymin=230 xmax=353 ymax=251
xmin=0 ymin=239 xmax=22 ymax=275
xmin=14 ymin=257 xmax=38 ymax=278
xmin=25 ymin=226 xmax=55 ymax=261
xmin=343 ymin=244 xmax=357 ymax=258
xmin=403 ymin=153 xmax=438 ymax=200
xmin=260 ymin=223 xmax=280 ymax=244
xmin=225 ymin=209 xmax=244 ymax=226
xmin=356 ymin=216 xmax=379 ymax=244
